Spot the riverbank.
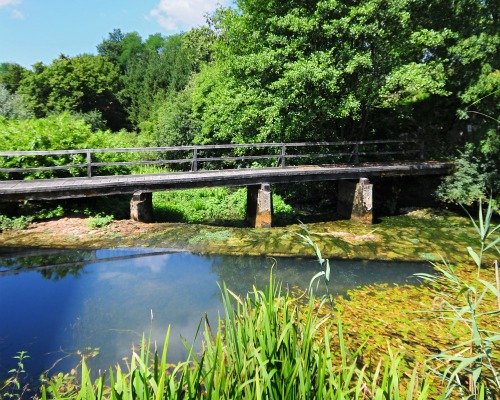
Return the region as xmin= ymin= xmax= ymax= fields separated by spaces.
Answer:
xmin=0 ymin=208 xmax=482 ymax=263
xmin=1 ymin=207 xmax=498 ymax=398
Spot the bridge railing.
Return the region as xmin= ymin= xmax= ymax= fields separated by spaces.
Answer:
xmin=0 ymin=139 xmax=422 ymax=180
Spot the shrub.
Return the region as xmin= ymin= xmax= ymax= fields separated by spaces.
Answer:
xmin=86 ymin=214 xmax=114 ymax=229
xmin=0 ymin=215 xmax=32 ymax=232
xmin=0 ymin=113 xmax=138 ymax=179
xmin=0 ymin=85 xmax=33 ymax=120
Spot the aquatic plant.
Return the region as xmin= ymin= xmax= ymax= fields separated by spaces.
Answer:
xmin=0 ymin=351 xmax=30 ymax=400
xmin=40 ymin=277 xmax=432 ymax=399
xmin=416 ymin=200 xmax=500 ymax=399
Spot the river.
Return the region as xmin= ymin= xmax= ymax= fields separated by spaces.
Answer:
xmin=0 ymin=247 xmax=433 ymax=380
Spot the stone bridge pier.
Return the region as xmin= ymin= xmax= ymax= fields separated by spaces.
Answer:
xmin=246 ymin=183 xmax=273 ymax=228
xmin=129 ymin=179 xmax=373 ymax=226
xmin=337 ymin=178 xmax=373 ymax=224
xmin=130 ymin=191 xmax=153 ymax=222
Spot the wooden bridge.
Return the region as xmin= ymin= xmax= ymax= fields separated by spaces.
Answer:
xmin=0 ymin=140 xmax=452 ymax=227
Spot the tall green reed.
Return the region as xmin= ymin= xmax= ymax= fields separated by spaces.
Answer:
xmin=41 ymin=274 xmax=432 ymax=399
xmin=416 ymin=200 xmax=499 ymax=399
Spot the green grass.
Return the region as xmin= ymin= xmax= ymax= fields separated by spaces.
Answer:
xmin=152 ymin=187 xmax=294 ymax=224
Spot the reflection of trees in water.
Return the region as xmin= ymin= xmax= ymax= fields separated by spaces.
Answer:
xmin=209 ymin=256 xmax=434 ymax=298
xmin=0 ymin=248 xmax=185 ymax=281
xmin=0 ymin=249 xmax=92 ymax=280
xmin=208 ymin=255 xmax=322 ymax=296
xmin=38 ymin=264 xmax=86 ymax=280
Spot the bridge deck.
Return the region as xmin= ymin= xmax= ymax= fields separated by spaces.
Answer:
xmin=0 ymin=162 xmax=451 ymax=202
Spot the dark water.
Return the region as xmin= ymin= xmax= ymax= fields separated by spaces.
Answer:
xmin=0 ymin=248 xmax=433 ymax=380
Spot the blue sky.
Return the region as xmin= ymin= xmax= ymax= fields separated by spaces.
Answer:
xmin=0 ymin=0 xmax=230 ymax=68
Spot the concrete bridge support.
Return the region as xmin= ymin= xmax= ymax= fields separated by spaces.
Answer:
xmin=337 ymin=178 xmax=373 ymax=224
xmin=247 ymin=183 xmax=273 ymax=228
xmin=130 ymin=191 xmax=153 ymax=222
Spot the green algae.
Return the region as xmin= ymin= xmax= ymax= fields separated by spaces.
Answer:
xmin=0 ymin=209 xmax=490 ymax=264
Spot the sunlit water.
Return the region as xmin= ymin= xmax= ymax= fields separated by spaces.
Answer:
xmin=0 ymin=248 xmax=433 ymax=380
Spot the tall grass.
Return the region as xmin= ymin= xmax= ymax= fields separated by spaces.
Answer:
xmin=41 ymin=277 xmax=431 ymax=399
xmin=416 ymin=200 xmax=500 ymax=399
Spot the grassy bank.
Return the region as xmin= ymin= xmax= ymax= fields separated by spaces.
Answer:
xmin=0 ymin=208 xmax=487 ymax=264
xmin=1 ymin=206 xmax=498 ymax=399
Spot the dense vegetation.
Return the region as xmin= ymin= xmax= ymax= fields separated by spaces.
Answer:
xmin=0 ymin=3 xmax=498 ymax=398
xmin=0 ymin=0 xmax=498 ymax=208
xmin=1 ymin=205 xmax=498 ymax=399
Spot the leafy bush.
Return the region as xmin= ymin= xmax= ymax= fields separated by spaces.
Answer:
xmin=437 ymin=131 xmax=500 ymax=209
xmin=0 ymin=215 xmax=32 ymax=232
xmin=31 ymin=205 xmax=65 ymax=220
xmin=86 ymin=214 xmax=114 ymax=229
xmin=0 ymin=85 xmax=33 ymax=120
xmin=0 ymin=113 xmax=138 ymax=179
xmin=436 ymin=146 xmax=488 ymax=205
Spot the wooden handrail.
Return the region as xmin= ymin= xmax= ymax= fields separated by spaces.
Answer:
xmin=0 ymin=139 xmax=418 ymax=157
xmin=0 ymin=140 xmax=422 ymax=179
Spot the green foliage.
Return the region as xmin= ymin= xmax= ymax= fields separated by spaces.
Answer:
xmin=31 ymin=205 xmax=65 ymax=220
xmin=153 ymin=187 xmax=293 ymax=224
xmin=0 ymin=63 xmax=27 ymax=93
xmin=0 ymin=85 xmax=33 ymax=119
xmin=18 ymin=55 xmax=126 ymax=130
xmin=0 ymin=113 xmax=138 ymax=179
xmin=0 ymin=215 xmax=32 ymax=232
xmin=436 ymin=135 xmax=499 ymax=208
xmin=141 ymin=85 xmax=199 ymax=147
xmin=170 ymin=0 xmax=496 ymax=147
xmin=379 ymin=62 xmax=450 ymax=107
xmin=86 ymin=213 xmax=114 ymax=229
xmin=436 ymin=146 xmax=488 ymax=206
xmin=97 ymin=28 xmax=214 ymax=130
xmin=71 ymin=109 xmax=108 ymax=132
xmin=41 ymin=278 xmax=432 ymax=399
xmin=0 ymin=351 xmax=30 ymax=400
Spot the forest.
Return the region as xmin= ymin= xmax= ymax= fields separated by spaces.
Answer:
xmin=0 ymin=2 xmax=499 ymax=399
xmin=0 ymin=0 xmax=499 ymax=206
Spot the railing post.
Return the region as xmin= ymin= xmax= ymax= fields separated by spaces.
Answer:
xmin=419 ymin=140 xmax=425 ymax=160
xmin=280 ymin=144 xmax=286 ymax=168
xmin=191 ymin=148 xmax=198 ymax=172
xmin=86 ymin=150 xmax=92 ymax=178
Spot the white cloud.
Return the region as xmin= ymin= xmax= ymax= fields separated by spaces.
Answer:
xmin=10 ymin=8 xmax=24 ymax=19
xmin=149 ymin=0 xmax=228 ymax=32
xmin=0 ymin=0 xmax=20 ymax=8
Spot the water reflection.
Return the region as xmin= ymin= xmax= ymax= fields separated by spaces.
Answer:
xmin=0 ymin=248 xmax=433 ymax=381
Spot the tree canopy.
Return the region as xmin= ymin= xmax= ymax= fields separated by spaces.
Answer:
xmin=18 ymin=54 xmax=126 ymax=130
xmin=1 ymin=0 xmax=498 ymax=204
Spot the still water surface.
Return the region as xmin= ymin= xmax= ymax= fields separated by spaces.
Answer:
xmin=0 ymin=248 xmax=432 ymax=379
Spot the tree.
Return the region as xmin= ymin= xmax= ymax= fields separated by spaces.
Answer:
xmin=123 ymin=33 xmax=201 ymax=126
xmin=0 ymin=63 xmax=27 ymax=93
xmin=185 ymin=0 xmax=498 ymax=149
xmin=18 ymin=55 xmax=126 ymax=130
xmin=0 ymin=84 xmax=33 ymax=119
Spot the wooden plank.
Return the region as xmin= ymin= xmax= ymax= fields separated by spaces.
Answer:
xmin=0 ymin=162 xmax=452 ymax=202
